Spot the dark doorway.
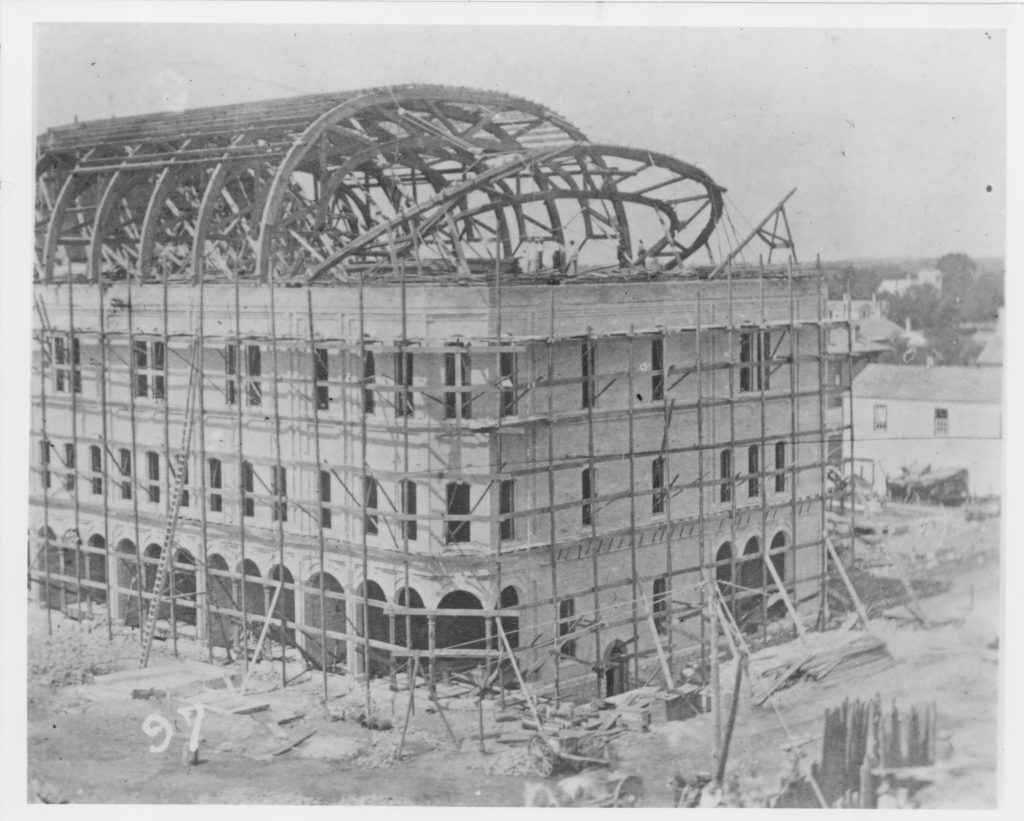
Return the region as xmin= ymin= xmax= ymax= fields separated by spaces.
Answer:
xmin=604 ymin=640 xmax=629 ymax=696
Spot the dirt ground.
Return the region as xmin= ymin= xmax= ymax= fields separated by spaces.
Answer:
xmin=26 ymin=509 xmax=1001 ymax=807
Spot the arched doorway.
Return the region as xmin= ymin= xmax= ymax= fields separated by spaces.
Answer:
xmin=715 ymin=541 xmax=733 ymax=604
xmin=738 ymin=536 xmax=764 ymax=628
xmin=499 ymin=585 xmax=520 ymax=649
xmin=206 ymin=554 xmax=234 ymax=648
xmin=85 ymin=535 xmax=108 ymax=605
xmin=237 ymin=559 xmax=264 ymax=641
xmin=394 ymin=587 xmax=428 ymax=651
xmin=116 ymin=539 xmax=141 ymax=626
xmin=768 ymin=531 xmax=789 ymax=618
xmin=268 ymin=565 xmax=296 ymax=644
xmin=142 ymin=543 xmax=165 ymax=622
xmin=436 ymin=590 xmax=485 ymax=651
xmin=355 ymin=580 xmax=388 ymax=677
xmin=172 ymin=549 xmax=197 ymax=626
xmin=303 ymin=573 xmax=346 ymax=670
xmin=604 ymin=640 xmax=630 ymax=696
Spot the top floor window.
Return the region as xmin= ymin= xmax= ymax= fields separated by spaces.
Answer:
xmin=314 ymin=348 xmax=330 ymax=410
xmin=133 ymin=339 xmax=166 ymax=400
xmin=719 ymin=448 xmax=732 ymax=503
xmin=499 ymin=351 xmax=518 ymax=417
xmin=395 ymin=350 xmax=414 ymax=417
xmin=873 ymin=404 xmax=888 ymax=431
xmin=52 ymin=335 xmax=81 ymax=394
xmin=934 ymin=407 xmax=948 ymax=435
xmin=445 ymin=481 xmax=471 ymax=544
xmin=739 ymin=329 xmax=771 ymax=392
xmin=362 ymin=350 xmax=376 ymax=415
xmin=651 ymin=337 xmax=664 ymax=401
xmin=581 ymin=339 xmax=597 ymax=408
xmin=225 ymin=343 xmax=262 ymax=407
xmin=444 ymin=346 xmax=470 ymax=420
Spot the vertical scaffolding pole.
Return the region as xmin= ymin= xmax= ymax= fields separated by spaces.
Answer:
xmin=726 ymin=265 xmax=739 ymax=619
xmin=583 ymin=328 xmax=602 ymax=687
xmin=36 ymin=314 xmax=52 ymax=635
xmin=161 ymin=263 xmax=178 ymax=657
xmin=266 ymin=251 xmax=288 ymax=688
xmin=358 ymin=266 xmax=372 ymax=713
xmin=659 ymin=329 xmax=674 ymax=661
xmin=232 ymin=270 xmax=249 ymax=674
xmin=695 ymin=290 xmax=722 ymax=764
xmin=306 ymin=290 xmax=330 ymax=703
xmin=758 ymin=270 xmax=769 ymax=643
xmin=492 ymin=243 xmax=503 ymax=684
xmin=816 ymin=257 xmax=830 ymax=627
xmin=67 ymin=276 xmax=84 ymax=615
xmin=625 ymin=330 xmax=641 ymax=682
xmin=787 ymin=260 xmax=800 ymax=626
xmin=546 ymin=284 xmax=560 ymax=697
xmin=196 ymin=265 xmax=213 ymax=662
xmin=95 ymin=281 xmax=114 ymax=639
xmin=126 ymin=272 xmax=145 ymax=640
xmin=845 ymin=293 xmax=858 ymax=564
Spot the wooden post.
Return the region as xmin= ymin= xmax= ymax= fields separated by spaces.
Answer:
xmin=715 ymin=651 xmax=744 ymax=784
xmin=762 ymin=553 xmax=808 ymax=644
xmin=496 ymin=619 xmax=545 ymax=734
xmin=639 ymin=589 xmax=673 ymax=688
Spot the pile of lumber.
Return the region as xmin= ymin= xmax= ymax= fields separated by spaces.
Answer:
xmin=753 ymin=635 xmax=892 ymax=704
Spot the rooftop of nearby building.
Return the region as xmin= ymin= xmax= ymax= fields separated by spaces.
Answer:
xmin=853 ymin=363 xmax=1002 ymax=404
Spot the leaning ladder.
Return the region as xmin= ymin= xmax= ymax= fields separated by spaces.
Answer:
xmin=139 ymin=335 xmax=201 ymax=668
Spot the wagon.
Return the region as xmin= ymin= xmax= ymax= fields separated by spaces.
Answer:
xmin=528 ymin=729 xmax=614 ymax=777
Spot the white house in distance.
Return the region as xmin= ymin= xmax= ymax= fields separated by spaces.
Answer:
xmin=875 ymin=267 xmax=943 ymax=298
xmin=848 ymin=364 xmax=1003 ymax=498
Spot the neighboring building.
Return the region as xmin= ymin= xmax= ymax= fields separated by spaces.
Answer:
xmin=875 ymin=267 xmax=943 ymax=298
xmin=827 ymin=296 xmax=885 ymax=322
xmin=30 ymin=86 xmax=846 ymax=699
xmin=847 ymin=364 xmax=1002 ymax=498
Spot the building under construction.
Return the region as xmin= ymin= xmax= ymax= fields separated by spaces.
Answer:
xmin=29 ymin=85 xmax=852 ymax=700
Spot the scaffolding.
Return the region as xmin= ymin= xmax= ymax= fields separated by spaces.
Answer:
xmin=29 ymin=85 xmax=857 ymax=719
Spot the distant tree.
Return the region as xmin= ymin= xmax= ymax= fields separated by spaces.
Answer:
xmin=961 ymin=270 xmax=1004 ymax=323
xmin=935 ymin=252 xmax=977 ymax=305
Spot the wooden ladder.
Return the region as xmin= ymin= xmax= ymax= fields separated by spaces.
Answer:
xmin=138 ymin=335 xmax=201 ymax=668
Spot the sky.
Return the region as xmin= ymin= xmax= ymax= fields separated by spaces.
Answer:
xmin=31 ymin=23 xmax=1006 ymax=263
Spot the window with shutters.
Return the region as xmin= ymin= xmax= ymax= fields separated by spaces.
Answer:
xmin=63 ymin=443 xmax=76 ymax=493
xmin=271 ymin=465 xmax=287 ymax=522
xmin=499 ymin=351 xmax=518 ymax=416
xmin=652 ymin=457 xmax=665 ymax=514
xmin=651 ymin=337 xmax=664 ymax=401
xmin=581 ymin=467 xmax=595 ymax=526
xmin=118 ymin=448 xmax=132 ymax=500
xmin=395 ymin=350 xmax=414 ymax=417
xmin=90 ymin=445 xmax=102 ymax=495
xmin=146 ymin=451 xmax=160 ymax=503
xmin=363 ymin=476 xmax=378 ymax=536
xmin=720 ymin=449 xmax=732 ymax=503
xmin=320 ymin=470 xmax=332 ymax=529
xmin=133 ymin=339 xmax=166 ymax=400
xmin=444 ymin=346 xmax=470 ymax=419
xmin=445 ymin=481 xmax=471 ymax=543
xmin=774 ymin=441 xmax=786 ymax=493
xmin=499 ymin=479 xmax=515 ymax=541
xmin=241 ymin=461 xmax=255 ymax=518
xmin=581 ymin=339 xmax=596 ymax=408
xmin=208 ymin=458 xmax=222 ymax=513
xmin=401 ymin=479 xmax=417 ymax=540
xmin=52 ymin=335 xmax=81 ymax=394
xmin=314 ymin=348 xmax=330 ymax=410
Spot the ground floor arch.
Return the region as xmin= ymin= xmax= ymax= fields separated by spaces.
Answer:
xmin=302 ymin=572 xmax=346 ymax=671
xmin=498 ymin=585 xmax=521 ymax=649
xmin=206 ymin=553 xmax=235 ymax=648
xmin=268 ymin=564 xmax=296 ymax=644
xmin=394 ymin=586 xmax=428 ymax=651
xmin=116 ymin=539 xmax=141 ymax=626
xmin=355 ymin=580 xmax=388 ymax=677
xmin=604 ymin=639 xmax=630 ymax=696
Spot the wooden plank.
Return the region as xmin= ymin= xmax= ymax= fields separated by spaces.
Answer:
xmin=639 ymin=589 xmax=674 ymax=689
xmin=762 ymin=553 xmax=808 ymax=645
xmin=824 ymin=538 xmax=872 ymax=633
xmin=239 ymin=580 xmax=283 ymax=696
